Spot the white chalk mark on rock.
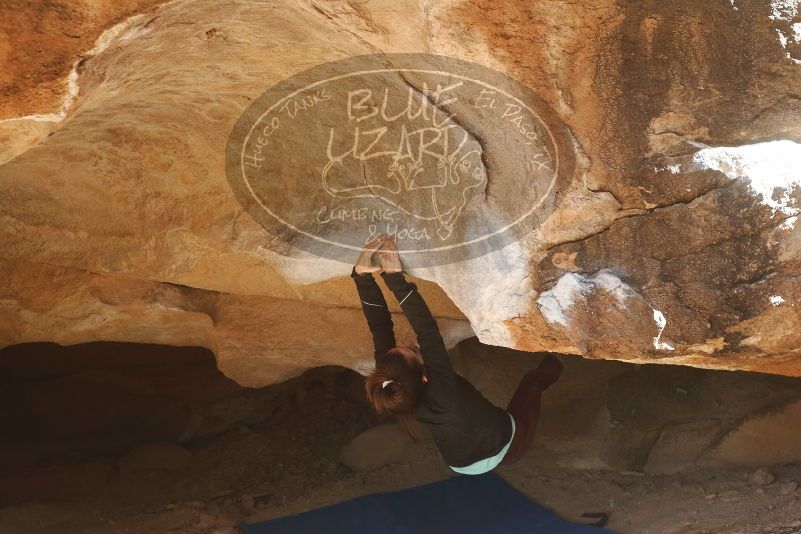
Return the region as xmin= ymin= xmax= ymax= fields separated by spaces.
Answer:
xmin=770 ymin=2 xmax=801 ymax=64
xmin=0 ymin=67 xmax=80 ymax=124
xmin=537 ymin=270 xmax=631 ymax=326
xmin=769 ymin=0 xmax=799 ymax=21
xmin=691 ymin=140 xmax=801 ymax=217
xmin=652 ymin=309 xmax=675 ymax=351
xmin=776 ymin=27 xmax=801 ymax=64
xmin=592 ymin=270 xmax=633 ymax=303
xmin=537 ymin=273 xmax=591 ymax=326
xmin=779 ymin=216 xmax=797 ymax=230
xmin=793 ymin=22 xmax=801 ymax=42
xmin=770 ymin=295 xmax=785 ymax=306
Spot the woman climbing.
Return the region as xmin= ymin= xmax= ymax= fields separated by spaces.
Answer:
xmin=351 ymin=233 xmax=564 ymax=474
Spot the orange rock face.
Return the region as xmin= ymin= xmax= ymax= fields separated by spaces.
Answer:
xmin=1 ymin=0 xmax=799 ymax=385
xmin=0 ymin=0 xmax=165 ymax=120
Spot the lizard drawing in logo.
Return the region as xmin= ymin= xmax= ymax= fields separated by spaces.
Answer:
xmin=320 ymin=85 xmax=487 ymax=241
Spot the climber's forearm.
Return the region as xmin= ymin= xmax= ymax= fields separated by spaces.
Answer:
xmin=380 ymin=271 xmax=454 ymax=376
xmin=351 ymin=266 xmax=396 ymax=356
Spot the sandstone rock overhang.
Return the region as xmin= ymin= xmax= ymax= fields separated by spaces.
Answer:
xmin=1 ymin=0 xmax=799 ymax=386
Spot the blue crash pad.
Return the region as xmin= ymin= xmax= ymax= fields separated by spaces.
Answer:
xmin=241 ymin=473 xmax=616 ymax=533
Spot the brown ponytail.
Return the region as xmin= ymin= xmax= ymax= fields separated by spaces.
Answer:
xmin=365 ymin=348 xmax=426 ymax=442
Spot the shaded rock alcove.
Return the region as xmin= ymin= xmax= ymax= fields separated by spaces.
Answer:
xmin=3 ymin=338 xmax=801 ymax=533
xmin=1 ymin=0 xmax=800 ymax=383
xmin=0 ymin=341 xmax=375 ymax=509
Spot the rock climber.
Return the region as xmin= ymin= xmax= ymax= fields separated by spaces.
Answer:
xmin=351 ymin=233 xmax=564 ymax=475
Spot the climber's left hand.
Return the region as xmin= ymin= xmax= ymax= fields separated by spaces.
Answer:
xmin=354 ymin=233 xmax=387 ymax=274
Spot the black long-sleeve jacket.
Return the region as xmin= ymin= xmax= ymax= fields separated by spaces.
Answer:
xmin=351 ymin=267 xmax=513 ymax=468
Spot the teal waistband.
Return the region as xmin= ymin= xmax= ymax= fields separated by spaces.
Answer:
xmin=449 ymin=412 xmax=516 ymax=476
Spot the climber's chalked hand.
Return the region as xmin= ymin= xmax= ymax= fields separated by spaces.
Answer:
xmin=354 ymin=233 xmax=387 ymax=274
xmin=378 ymin=235 xmax=403 ymax=274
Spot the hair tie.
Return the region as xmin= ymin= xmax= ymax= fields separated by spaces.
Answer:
xmin=381 ymin=380 xmax=393 ymax=389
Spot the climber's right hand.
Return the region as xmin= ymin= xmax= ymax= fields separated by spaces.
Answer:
xmin=354 ymin=233 xmax=387 ymax=274
xmin=378 ymin=235 xmax=403 ymax=273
